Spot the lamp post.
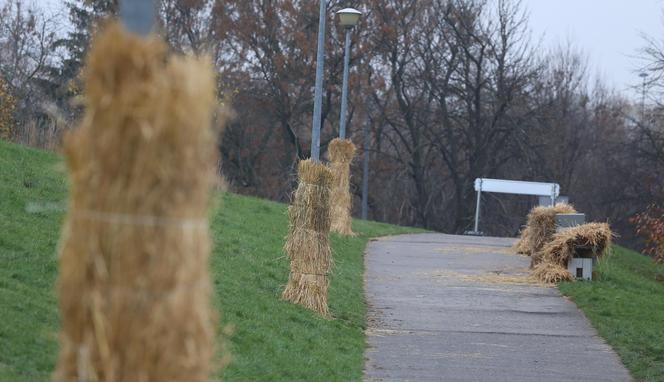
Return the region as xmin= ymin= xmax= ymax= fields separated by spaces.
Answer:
xmin=282 ymin=0 xmax=334 ymax=315
xmin=336 ymin=8 xmax=362 ymax=139
xmin=119 ymin=0 xmax=156 ymax=36
xmin=639 ymin=72 xmax=648 ymax=120
xmin=310 ymin=1 xmax=329 ymax=162
xmin=361 ymin=121 xmax=369 ymax=219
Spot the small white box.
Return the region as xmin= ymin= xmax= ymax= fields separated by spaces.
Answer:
xmin=567 ymin=258 xmax=593 ymax=280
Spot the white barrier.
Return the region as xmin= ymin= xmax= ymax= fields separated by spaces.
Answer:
xmin=468 ymin=178 xmax=560 ymax=235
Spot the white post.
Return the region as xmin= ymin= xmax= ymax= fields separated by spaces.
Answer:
xmin=473 ymin=179 xmax=482 ymax=233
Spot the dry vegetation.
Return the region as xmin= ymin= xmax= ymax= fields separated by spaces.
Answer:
xmin=514 ymin=204 xmax=577 ymax=257
xmin=513 ymin=205 xmax=614 ymax=283
xmin=632 ymin=204 xmax=664 ymax=263
xmin=282 ymin=160 xmax=334 ymax=316
xmin=328 ymin=138 xmax=356 ymax=236
xmin=54 ymin=24 xmax=222 ymax=381
xmin=0 ymin=78 xmax=15 ymax=139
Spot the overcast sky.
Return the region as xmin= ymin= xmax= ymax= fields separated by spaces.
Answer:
xmin=33 ymin=0 xmax=664 ymax=99
xmin=525 ymin=0 xmax=664 ymax=99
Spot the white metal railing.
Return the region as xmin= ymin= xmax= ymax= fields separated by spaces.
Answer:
xmin=469 ymin=178 xmax=560 ymax=235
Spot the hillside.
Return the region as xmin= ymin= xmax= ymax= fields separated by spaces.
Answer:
xmin=560 ymin=248 xmax=664 ymax=380
xmin=3 ymin=139 xmax=663 ymax=381
xmin=0 ymin=140 xmax=420 ymax=381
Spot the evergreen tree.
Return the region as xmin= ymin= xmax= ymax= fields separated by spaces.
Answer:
xmin=46 ymin=0 xmax=117 ymax=118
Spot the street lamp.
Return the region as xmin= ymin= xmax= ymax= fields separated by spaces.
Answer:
xmin=119 ymin=0 xmax=156 ymax=36
xmin=361 ymin=121 xmax=370 ymax=219
xmin=336 ymin=7 xmax=362 ymax=139
xmin=639 ymin=72 xmax=648 ymax=119
xmin=310 ymin=0 xmax=329 ymax=162
xmin=337 ymin=7 xmax=362 ymax=28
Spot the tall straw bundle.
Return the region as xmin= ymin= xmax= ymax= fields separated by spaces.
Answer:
xmin=282 ymin=159 xmax=334 ymax=316
xmin=328 ymin=138 xmax=356 ymax=236
xmin=514 ymin=203 xmax=577 ymax=256
xmin=532 ymin=223 xmax=613 ymax=282
xmin=54 ymin=23 xmax=222 ymax=382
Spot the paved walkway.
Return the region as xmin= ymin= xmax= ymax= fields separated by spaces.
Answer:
xmin=363 ymin=233 xmax=631 ymax=382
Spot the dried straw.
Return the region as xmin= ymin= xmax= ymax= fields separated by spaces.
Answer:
xmin=532 ymin=262 xmax=573 ymax=283
xmin=512 ymin=227 xmax=531 ymax=254
xmin=282 ymin=159 xmax=334 ymax=316
xmin=54 ymin=23 xmax=222 ymax=382
xmin=514 ymin=203 xmax=577 ymax=256
xmin=328 ymin=138 xmax=356 ymax=236
xmin=532 ymin=223 xmax=613 ymax=282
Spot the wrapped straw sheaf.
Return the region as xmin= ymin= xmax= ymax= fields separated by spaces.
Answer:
xmin=55 ymin=23 xmax=223 ymax=382
xmin=282 ymin=159 xmax=334 ymax=316
xmin=514 ymin=203 xmax=577 ymax=257
xmin=328 ymin=138 xmax=356 ymax=236
xmin=532 ymin=223 xmax=613 ymax=283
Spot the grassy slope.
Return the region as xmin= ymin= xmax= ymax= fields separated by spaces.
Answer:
xmin=559 ymin=247 xmax=664 ymax=381
xmin=0 ymin=140 xmax=420 ymax=381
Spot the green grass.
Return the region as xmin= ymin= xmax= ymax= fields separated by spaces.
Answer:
xmin=559 ymin=247 xmax=664 ymax=381
xmin=0 ymin=139 xmax=421 ymax=381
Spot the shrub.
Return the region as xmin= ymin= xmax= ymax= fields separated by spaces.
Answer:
xmin=632 ymin=204 xmax=664 ymax=263
xmin=0 ymin=77 xmax=16 ymax=139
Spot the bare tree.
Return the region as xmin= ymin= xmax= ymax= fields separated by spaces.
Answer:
xmin=0 ymin=0 xmax=60 ymax=144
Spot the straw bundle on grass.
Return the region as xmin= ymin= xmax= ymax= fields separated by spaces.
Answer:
xmin=532 ymin=262 xmax=573 ymax=283
xmin=328 ymin=138 xmax=356 ymax=236
xmin=532 ymin=222 xmax=613 ymax=283
xmin=54 ymin=23 xmax=222 ymax=382
xmin=282 ymin=159 xmax=334 ymax=316
xmin=514 ymin=203 xmax=577 ymax=256
xmin=535 ymin=222 xmax=613 ymax=267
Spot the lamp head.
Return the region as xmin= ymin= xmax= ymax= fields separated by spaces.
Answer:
xmin=337 ymin=8 xmax=362 ymax=28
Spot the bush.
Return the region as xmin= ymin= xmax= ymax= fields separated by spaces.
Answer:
xmin=632 ymin=204 xmax=664 ymax=263
xmin=0 ymin=77 xmax=16 ymax=139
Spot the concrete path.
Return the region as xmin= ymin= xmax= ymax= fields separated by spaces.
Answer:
xmin=363 ymin=233 xmax=631 ymax=382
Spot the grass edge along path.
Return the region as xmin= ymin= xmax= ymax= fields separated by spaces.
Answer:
xmin=0 ymin=140 xmax=423 ymax=381
xmin=559 ymin=246 xmax=664 ymax=381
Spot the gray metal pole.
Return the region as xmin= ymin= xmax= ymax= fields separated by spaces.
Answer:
xmin=473 ymin=187 xmax=482 ymax=233
xmin=640 ymin=72 xmax=648 ymax=119
xmin=310 ymin=0 xmax=327 ymax=162
xmin=339 ymin=28 xmax=352 ymax=139
xmin=119 ymin=0 xmax=156 ymax=36
xmin=361 ymin=121 xmax=370 ymax=220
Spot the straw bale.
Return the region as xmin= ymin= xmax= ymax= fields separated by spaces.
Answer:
xmin=512 ymin=226 xmax=531 ymax=254
xmin=328 ymin=138 xmax=356 ymax=236
xmin=54 ymin=23 xmax=223 ymax=382
xmin=514 ymin=203 xmax=577 ymax=256
xmin=282 ymin=159 xmax=334 ymax=316
xmin=534 ymin=222 xmax=613 ymax=266
xmin=532 ymin=262 xmax=574 ymax=283
xmin=531 ymin=223 xmax=613 ymax=282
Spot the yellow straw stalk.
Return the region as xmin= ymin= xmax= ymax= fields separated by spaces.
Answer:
xmin=282 ymin=159 xmax=334 ymax=316
xmin=54 ymin=23 xmax=223 ymax=382
xmin=328 ymin=138 xmax=356 ymax=236
xmin=513 ymin=203 xmax=577 ymax=257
